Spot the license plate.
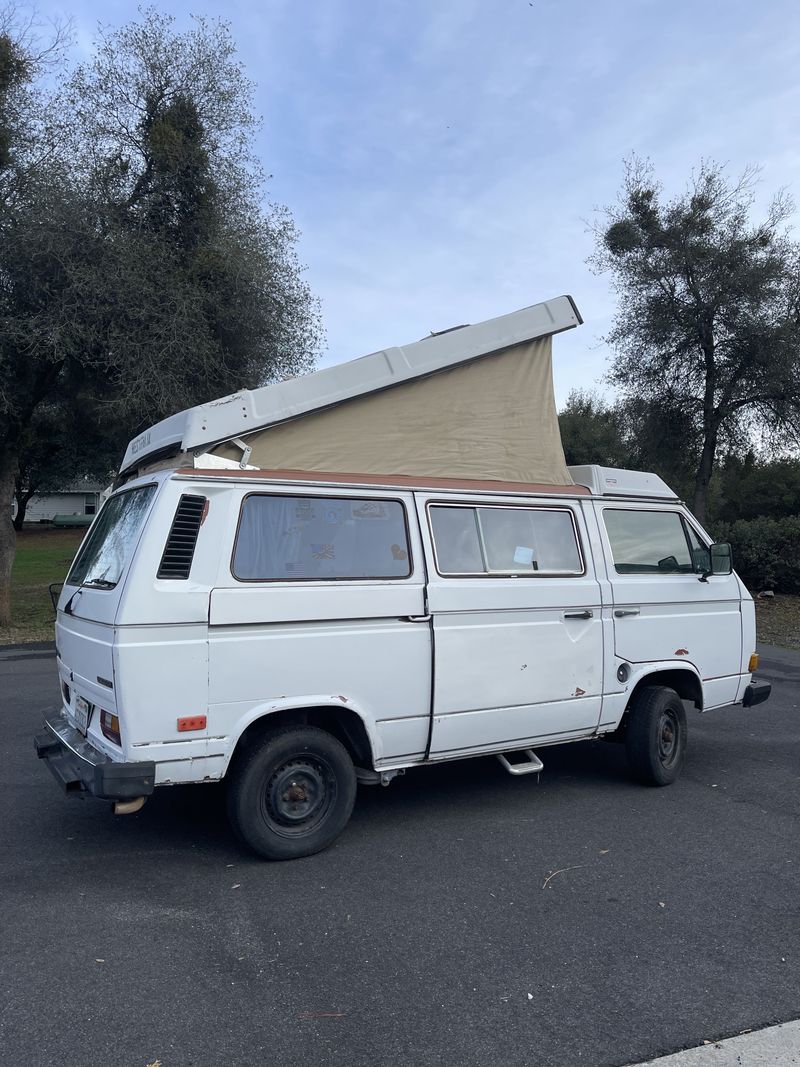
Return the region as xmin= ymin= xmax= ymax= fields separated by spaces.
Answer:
xmin=74 ymin=696 xmax=91 ymax=735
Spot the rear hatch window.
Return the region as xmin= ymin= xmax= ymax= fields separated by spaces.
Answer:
xmin=66 ymin=485 xmax=157 ymax=589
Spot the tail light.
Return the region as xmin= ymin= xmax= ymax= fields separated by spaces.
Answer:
xmin=100 ymin=710 xmax=121 ymax=745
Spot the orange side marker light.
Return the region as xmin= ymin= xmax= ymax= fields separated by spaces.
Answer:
xmin=748 ymin=653 xmax=759 ymax=672
xmin=178 ymin=715 xmax=207 ymax=732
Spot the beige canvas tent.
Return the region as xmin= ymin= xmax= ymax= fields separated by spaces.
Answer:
xmin=119 ymin=295 xmax=582 ymax=486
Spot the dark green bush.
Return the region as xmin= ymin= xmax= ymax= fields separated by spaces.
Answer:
xmin=713 ymin=517 xmax=800 ymax=593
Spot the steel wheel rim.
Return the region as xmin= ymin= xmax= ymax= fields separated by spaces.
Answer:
xmin=657 ymin=709 xmax=680 ymax=768
xmin=262 ymin=756 xmax=338 ymax=838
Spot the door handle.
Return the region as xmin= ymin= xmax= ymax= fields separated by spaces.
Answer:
xmin=614 ymin=608 xmax=640 ymax=617
xmin=402 ymin=614 xmax=432 ymax=623
xmin=563 ymin=609 xmax=593 ymax=620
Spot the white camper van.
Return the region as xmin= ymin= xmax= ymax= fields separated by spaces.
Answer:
xmin=35 ymin=297 xmax=770 ymax=860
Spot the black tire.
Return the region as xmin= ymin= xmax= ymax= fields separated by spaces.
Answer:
xmin=226 ymin=726 xmax=357 ymax=860
xmin=625 ymin=686 xmax=687 ymax=786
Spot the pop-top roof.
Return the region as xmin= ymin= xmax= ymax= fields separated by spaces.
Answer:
xmin=119 ymin=295 xmax=582 ymax=476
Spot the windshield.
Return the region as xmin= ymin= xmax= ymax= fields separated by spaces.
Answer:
xmin=66 ymin=485 xmax=157 ymax=589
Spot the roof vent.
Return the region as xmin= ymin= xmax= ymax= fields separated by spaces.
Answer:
xmin=157 ymin=495 xmax=206 ymax=579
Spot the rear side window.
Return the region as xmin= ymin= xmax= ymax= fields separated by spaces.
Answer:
xmin=429 ymin=505 xmax=583 ymax=576
xmin=233 ymin=495 xmax=411 ymax=581
xmin=603 ymin=509 xmax=698 ymax=574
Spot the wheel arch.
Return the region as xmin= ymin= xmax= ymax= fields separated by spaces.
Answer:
xmin=225 ymin=702 xmax=376 ymax=776
xmin=628 ymin=667 xmax=703 ymax=712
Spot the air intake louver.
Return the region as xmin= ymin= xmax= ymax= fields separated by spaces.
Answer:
xmin=157 ymin=495 xmax=206 ymax=579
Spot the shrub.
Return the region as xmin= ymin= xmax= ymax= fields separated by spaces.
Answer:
xmin=713 ymin=517 xmax=800 ymax=594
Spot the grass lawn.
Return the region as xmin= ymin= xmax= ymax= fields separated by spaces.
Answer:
xmin=0 ymin=528 xmax=84 ymax=645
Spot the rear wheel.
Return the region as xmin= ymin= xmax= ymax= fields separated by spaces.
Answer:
xmin=226 ymin=726 xmax=357 ymax=860
xmin=625 ymin=685 xmax=687 ymax=786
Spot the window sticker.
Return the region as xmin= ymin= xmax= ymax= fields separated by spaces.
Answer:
xmin=324 ymin=505 xmax=345 ymax=525
xmin=513 ymin=545 xmax=535 ymax=566
xmin=352 ymin=501 xmax=388 ymax=520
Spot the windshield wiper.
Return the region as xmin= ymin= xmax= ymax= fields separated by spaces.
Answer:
xmin=81 ymin=578 xmax=117 ymax=589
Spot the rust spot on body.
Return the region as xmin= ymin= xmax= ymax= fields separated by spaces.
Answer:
xmin=574 ymin=687 xmax=586 ymax=697
xmin=675 ymin=648 xmax=689 ymax=656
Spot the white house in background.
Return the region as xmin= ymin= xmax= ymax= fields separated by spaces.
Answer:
xmin=11 ymin=482 xmax=105 ymax=525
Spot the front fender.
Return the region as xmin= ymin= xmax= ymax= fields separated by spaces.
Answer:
xmin=601 ymin=658 xmax=705 ymax=731
xmin=626 ymin=657 xmax=703 ymax=697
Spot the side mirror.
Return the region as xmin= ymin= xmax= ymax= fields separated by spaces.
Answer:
xmin=710 ymin=541 xmax=733 ymax=576
xmin=693 ymin=542 xmax=732 ymax=581
xmin=48 ymin=582 xmax=64 ymax=615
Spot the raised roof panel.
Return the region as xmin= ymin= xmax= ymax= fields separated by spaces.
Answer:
xmin=568 ymin=465 xmax=677 ymax=499
xmin=119 ymin=295 xmax=582 ymax=476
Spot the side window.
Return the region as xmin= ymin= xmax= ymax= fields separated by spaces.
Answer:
xmin=233 ymin=495 xmax=411 ymax=581
xmin=603 ymin=509 xmax=694 ymax=574
xmin=479 ymin=507 xmax=582 ymax=574
xmin=429 ymin=504 xmax=582 ymax=576
xmin=428 ymin=506 xmax=484 ymax=574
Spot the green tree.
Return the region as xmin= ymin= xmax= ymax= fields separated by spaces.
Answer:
xmin=558 ymin=390 xmax=702 ymax=503
xmin=614 ymin=395 xmax=702 ymax=503
xmin=558 ymin=390 xmax=630 ymax=467
xmin=66 ymin=8 xmax=321 ymax=423
xmin=0 ymin=16 xmax=83 ymax=624
xmin=0 ymin=10 xmax=322 ymax=626
xmin=715 ymin=452 xmax=800 ymax=522
xmin=13 ymin=402 xmax=119 ymax=530
xmin=591 ymin=158 xmax=800 ymax=522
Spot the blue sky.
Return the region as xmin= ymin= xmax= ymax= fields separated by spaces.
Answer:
xmin=37 ymin=0 xmax=800 ymax=403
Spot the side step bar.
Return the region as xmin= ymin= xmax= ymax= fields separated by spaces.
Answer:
xmin=497 ymin=749 xmax=544 ymax=776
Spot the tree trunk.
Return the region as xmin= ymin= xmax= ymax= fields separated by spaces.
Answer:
xmin=0 ymin=450 xmax=19 ymax=627
xmin=692 ymin=429 xmax=718 ymax=524
xmin=12 ymin=483 xmax=34 ymax=531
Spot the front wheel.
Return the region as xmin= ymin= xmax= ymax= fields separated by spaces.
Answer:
xmin=226 ymin=726 xmax=357 ymax=860
xmin=625 ymin=686 xmax=687 ymax=786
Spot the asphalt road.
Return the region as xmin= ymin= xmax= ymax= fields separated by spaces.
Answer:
xmin=1 ymin=645 xmax=798 ymax=1067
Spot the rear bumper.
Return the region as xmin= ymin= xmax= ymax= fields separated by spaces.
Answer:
xmin=34 ymin=711 xmax=155 ymax=801
xmin=743 ymin=680 xmax=771 ymax=708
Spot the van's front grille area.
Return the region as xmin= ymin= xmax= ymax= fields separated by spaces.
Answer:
xmin=157 ymin=495 xmax=207 ymax=580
